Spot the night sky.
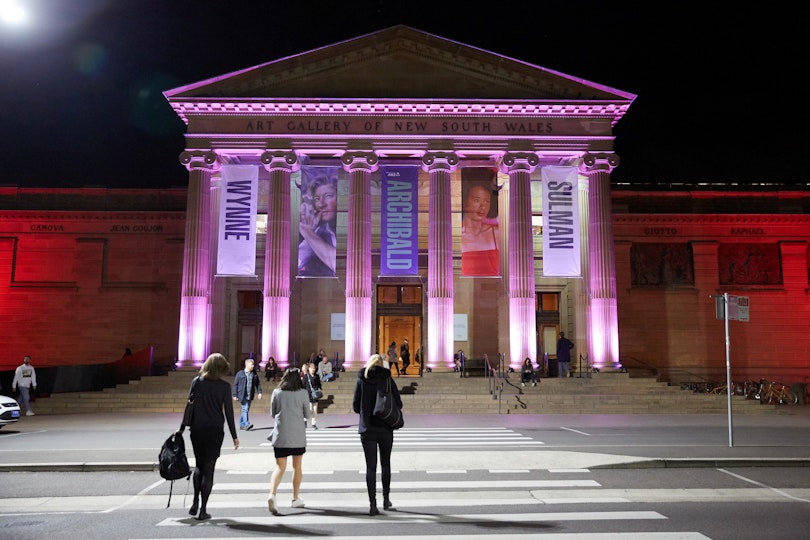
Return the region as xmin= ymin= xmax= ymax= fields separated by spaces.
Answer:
xmin=1 ymin=0 xmax=806 ymax=189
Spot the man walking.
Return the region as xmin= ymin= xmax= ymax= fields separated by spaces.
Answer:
xmin=556 ymin=332 xmax=574 ymax=378
xmin=233 ymin=358 xmax=262 ymax=430
xmin=12 ymin=355 xmax=37 ymax=416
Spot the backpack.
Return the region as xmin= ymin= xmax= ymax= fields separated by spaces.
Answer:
xmin=159 ymin=432 xmax=191 ymax=508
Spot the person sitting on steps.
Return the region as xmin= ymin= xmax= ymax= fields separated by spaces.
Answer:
xmin=521 ymin=357 xmax=538 ymax=387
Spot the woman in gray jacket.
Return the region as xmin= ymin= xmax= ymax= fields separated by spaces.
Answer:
xmin=267 ymin=368 xmax=311 ymax=515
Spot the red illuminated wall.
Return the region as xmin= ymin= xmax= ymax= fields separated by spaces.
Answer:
xmin=0 ymin=188 xmax=186 ymax=372
xmin=613 ymin=187 xmax=810 ymax=385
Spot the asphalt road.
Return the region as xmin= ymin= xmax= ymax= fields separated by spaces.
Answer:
xmin=1 ymin=410 xmax=809 ymax=472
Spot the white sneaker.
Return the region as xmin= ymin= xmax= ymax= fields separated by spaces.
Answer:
xmin=521 ymin=383 xmax=525 ymax=387
xmin=26 ymin=411 xmax=35 ymax=416
xmin=291 ymin=498 xmax=305 ymax=508
xmin=267 ymin=495 xmax=279 ymax=515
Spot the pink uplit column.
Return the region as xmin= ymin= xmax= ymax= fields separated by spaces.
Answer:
xmin=177 ymin=150 xmax=218 ymax=368
xmin=501 ymin=152 xmax=539 ymax=369
xmin=422 ymin=151 xmax=458 ymax=371
xmin=261 ymin=150 xmax=298 ymax=369
xmin=574 ymin=175 xmax=591 ymax=365
xmin=580 ymin=153 xmax=621 ymax=370
xmin=341 ymin=151 xmax=379 ymax=369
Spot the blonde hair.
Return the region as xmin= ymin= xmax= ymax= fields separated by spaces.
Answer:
xmin=199 ymin=353 xmax=231 ymax=380
xmin=364 ymin=353 xmax=384 ymax=379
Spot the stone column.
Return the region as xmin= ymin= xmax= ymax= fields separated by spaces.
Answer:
xmin=261 ymin=150 xmax=299 ymax=368
xmin=177 ymin=150 xmax=218 ymax=368
xmin=500 ymin=152 xmax=539 ymax=368
xmin=574 ymin=175 xmax=591 ymax=370
xmin=341 ymin=151 xmax=379 ymax=368
xmin=579 ymin=153 xmax=621 ymax=371
xmin=422 ymin=151 xmax=458 ymax=371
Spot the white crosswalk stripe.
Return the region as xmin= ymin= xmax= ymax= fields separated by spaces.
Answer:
xmin=260 ymin=426 xmax=544 ymax=448
xmin=140 ymin=534 xmax=710 ymax=540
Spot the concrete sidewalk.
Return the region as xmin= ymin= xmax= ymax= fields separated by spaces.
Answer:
xmin=1 ymin=410 xmax=809 ymax=472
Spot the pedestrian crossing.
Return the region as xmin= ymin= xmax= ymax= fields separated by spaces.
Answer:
xmin=146 ymin=465 xmax=711 ymax=539
xmin=0 ymin=427 xmax=719 ymax=538
xmin=146 ymin=429 xmax=710 ymax=538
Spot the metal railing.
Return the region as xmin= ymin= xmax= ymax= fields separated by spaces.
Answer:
xmin=486 ymin=353 xmax=505 ymax=413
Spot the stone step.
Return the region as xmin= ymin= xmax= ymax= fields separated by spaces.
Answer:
xmin=30 ymin=369 xmax=782 ymax=416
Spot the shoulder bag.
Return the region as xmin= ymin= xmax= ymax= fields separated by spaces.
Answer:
xmin=373 ymin=377 xmax=404 ymax=429
xmin=307 ymin=375 xmax=324 ymax=401
xmin=181 ymin=376 xmax=199 ymax=427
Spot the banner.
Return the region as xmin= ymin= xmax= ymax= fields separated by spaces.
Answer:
xmin=297 ymin=166 xmax=339 ymax=277
xmin=380 ymin=166 xmax=419 ymax=275
xmin=217 ymin=165 xmax=258 ymax=276
xmin=460 ymin=168 xmax=500 ymax=277
xmin=541 ymin=166 xmax=581 ymax=277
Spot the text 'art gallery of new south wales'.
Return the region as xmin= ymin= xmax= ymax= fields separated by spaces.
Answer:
xmin=3 ymin=26 xmax=810 ymax=387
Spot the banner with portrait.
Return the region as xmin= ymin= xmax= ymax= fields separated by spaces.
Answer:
xmin=541 ymin=166 xmax=581 ymax=277
xmin=297 ymin=166 xmax=339 ymax=277
xmin=460 ymin=168 xmax=500 ymax=277
xmin=380 ymin=166 xmax=419 ymax=275
xmin=216 ymin=164 xmax=258 ymax=276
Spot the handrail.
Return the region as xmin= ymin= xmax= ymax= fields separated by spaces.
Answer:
xmin=576 ymin=353 xmax=593 ymax=378
xmin=486 ymin=361 xmax=504 ymax=413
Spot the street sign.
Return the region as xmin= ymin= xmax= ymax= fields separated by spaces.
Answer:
xmin=726 ymin=295 xmax=750 ymax=322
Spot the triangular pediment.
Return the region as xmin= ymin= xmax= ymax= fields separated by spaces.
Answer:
xmin=165 ymin=25 xmax=634 ymax=103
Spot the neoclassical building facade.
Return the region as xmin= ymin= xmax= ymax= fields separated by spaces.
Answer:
xmin=163 ymin=26 xmax=633 ymax=373
xmin=2 ymin=27 xmax=808 ymax=388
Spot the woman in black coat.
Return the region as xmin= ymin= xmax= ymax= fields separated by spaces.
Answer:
xmin=352 ymin=353 xmax=402 ymax=516
xmin=178 ymin=353 xmax=239 ymax=521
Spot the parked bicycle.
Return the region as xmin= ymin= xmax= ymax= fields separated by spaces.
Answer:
xmin=756 ymin=381 xmax=798 ymax=405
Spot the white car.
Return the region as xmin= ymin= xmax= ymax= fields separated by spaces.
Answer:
xmin=0 ymin=394 xmax=21 ymax=429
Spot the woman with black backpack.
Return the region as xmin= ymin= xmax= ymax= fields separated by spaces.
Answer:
xmin=177 ymin=353 xmax=239 ymax=521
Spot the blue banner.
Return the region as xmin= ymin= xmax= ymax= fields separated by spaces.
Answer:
xmin=381 ymin=166 xmax=419 ymax=275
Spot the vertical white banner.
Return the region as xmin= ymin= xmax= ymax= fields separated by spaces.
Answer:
xmin=541 ymin=166 xmax=581 ymax=277
xmin=217 ymin=165 xmax=258 ymax=276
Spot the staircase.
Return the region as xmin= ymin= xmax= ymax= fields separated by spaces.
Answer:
xmin=31 ymin=368 xmax=783 ymax=415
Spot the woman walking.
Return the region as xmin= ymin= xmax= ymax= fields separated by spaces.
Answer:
xmin=267 ymin=368 xmax=311 ymax=515
xmin=178 ymin=353 xmax=239 ymax=521
xmin=386 ymin=341 xmax=399 ymax=376
xmin=352 ymin=353 xmax=402 ymax=516
xmin=303 ymin=361 xmax=322 ymax=429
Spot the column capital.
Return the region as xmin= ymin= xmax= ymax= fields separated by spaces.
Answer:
xmin=179 ymin=150 xmax=219 ymax=172
xmin=261 ymin=150 xmax=300 ymax=172
xmin=341 ymin=151 xmax=379 ymax=172
xmin=579 ymin=153 xmax=620 ymax=174
xmin=421 ymin=151 xmax=459 ymax=172
xmin=499 ymin=152 xmax=539 ymax=173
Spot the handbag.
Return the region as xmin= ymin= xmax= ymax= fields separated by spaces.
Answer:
xmin=373 ymin=378 xmax=404 ymax=429
xmin=306 ymin=375 xmax=324 ymax=400
xmin=181 ymin=376 xmax=199 ymax=427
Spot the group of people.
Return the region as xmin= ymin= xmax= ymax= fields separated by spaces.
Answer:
xmin=178 ymin=347 xmax=400 ymax=520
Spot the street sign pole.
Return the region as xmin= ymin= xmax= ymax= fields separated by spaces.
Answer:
xmin=723 ymin=292 xmax=733 ymax=448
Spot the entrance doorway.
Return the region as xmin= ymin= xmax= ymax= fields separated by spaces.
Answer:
xmin=237 ymin=290 xmax=263 ymax=371
xmin=536 ymin=292 xmax=561 ymax=377
xmin=376 ymin=284 xmax=422 ymax=376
